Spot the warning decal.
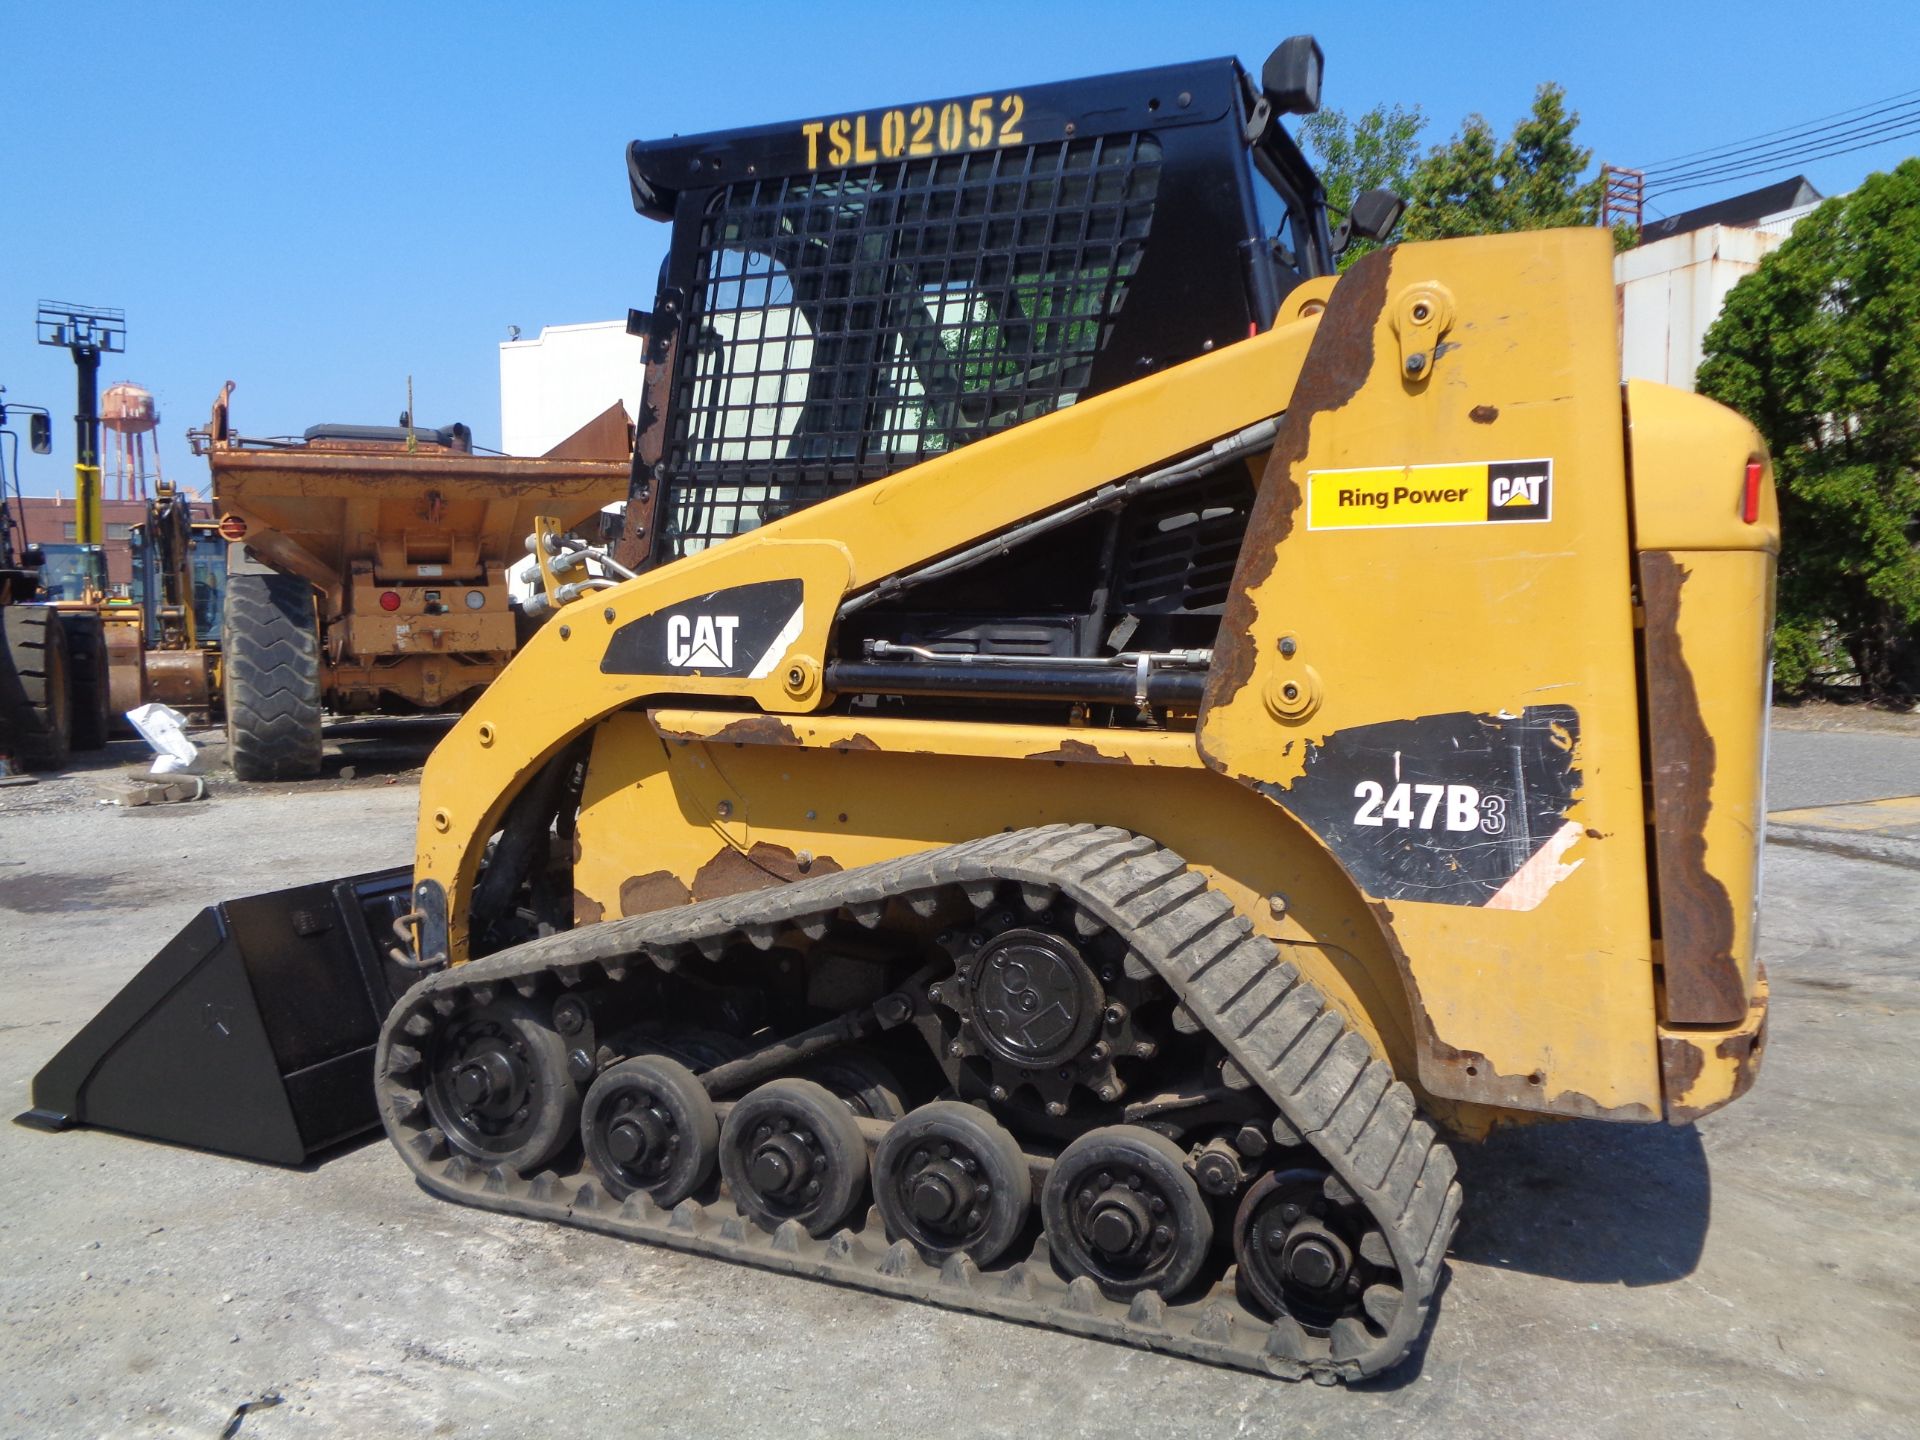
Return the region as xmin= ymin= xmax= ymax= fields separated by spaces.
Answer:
xmin=1306 ymin=459 xmax=1553 ymax=531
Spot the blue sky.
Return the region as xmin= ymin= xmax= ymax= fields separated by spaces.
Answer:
xmin=4 ymin=0 xmax=1916 ymax=496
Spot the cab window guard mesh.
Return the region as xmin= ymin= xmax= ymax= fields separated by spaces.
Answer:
xmin=663 ymin=133 xmax=1162 ymax=554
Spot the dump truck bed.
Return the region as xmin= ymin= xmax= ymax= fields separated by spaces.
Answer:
xmin=211 ymin=445 xmax=629 ymax=596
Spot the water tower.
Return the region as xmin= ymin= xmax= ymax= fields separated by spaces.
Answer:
xmin=102 ymin=381 xmax=163 ymax=501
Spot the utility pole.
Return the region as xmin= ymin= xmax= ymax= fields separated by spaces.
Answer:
xmin=1600 ymin=166 xmax=1645 ymax=239
xmin=35 ymin=301 xmax=126 ymax=593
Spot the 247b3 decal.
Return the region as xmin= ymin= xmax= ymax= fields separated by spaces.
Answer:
xmin=1259 ymin=705 xmax=1581 ymax=908
xmin=1351 ymin=780 xmax=1507 ymax=835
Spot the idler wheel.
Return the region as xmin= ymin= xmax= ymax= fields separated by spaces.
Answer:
xmin=720 ymin=1077 xmax=869 ymax=1236
xmin=1041 ymin=1125 xmax=1212 ymax=1299
xmin=424 ymin=994 xmax=580 ymax=1174
xmin=1233 ymin=1166 xmax=1397 ymax=1335
xmin=580 ymin=1055 xmax=718 ymax=1205
xmin=872 ymin=1101 xmax=1031 ymax=1266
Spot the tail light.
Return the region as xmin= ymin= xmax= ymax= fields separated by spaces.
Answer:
xmin=1742 ymin=460 xmax=1763 ymax=525
xmin=378 ymin=590 xmax=402 ymax=612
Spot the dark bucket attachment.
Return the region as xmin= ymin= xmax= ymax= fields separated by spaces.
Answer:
xmin=16 ymin=867 xmax=417 ymax=1165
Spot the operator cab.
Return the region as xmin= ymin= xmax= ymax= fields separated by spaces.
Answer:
xmin=621 ymin=38 xmax=1389 ymax=688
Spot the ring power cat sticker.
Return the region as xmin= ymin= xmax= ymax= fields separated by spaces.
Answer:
xmin=1484 ymin=460 xmax=1552 ymax=521
xmin=1307 ymin=459 xmax=1553 ymax=531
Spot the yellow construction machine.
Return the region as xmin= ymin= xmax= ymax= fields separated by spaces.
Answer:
xmin=23 ymin=38 xmax=1775 ymax=1384
xmin=194 ymin=388 xmax=632 ymax=779
xmin=125 ymin=488 xmax=228 ymax=716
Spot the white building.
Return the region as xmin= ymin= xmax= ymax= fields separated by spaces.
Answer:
xmin=499 ymin=320 xmax=648 ymax=457
xmin=1615 ymin=176 xmax=1823 ymax=391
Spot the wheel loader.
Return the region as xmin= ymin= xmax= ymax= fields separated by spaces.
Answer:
xmin=126 ymin=490 xmax=228 ymax=716
xmin=41 ymin=488 xmax=232 ymax=726
xmin=21 ymin=38 xmax=1776 ymax=1384
xmin=0 ymin=400 xmax=112 ymax=771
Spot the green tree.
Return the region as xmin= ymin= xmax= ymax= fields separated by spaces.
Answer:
xmin=1300 ymin=103 xmax=1425 ymax=268
xmin=1696 ymin=159 xmax=1920 ymax=703
xmin=1400 ymin=83 xmax=1614 ymax=244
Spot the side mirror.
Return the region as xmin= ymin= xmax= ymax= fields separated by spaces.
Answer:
xmin=1349 ymin=188 xmax=1406 ymax=243
xmin=1334 ymin=188 xmax=1407 ymax=255
xmin=1261 ymin=36 xmax=1324 ymax=117
xmin=29 ymin=413 xmax=52 ymax=454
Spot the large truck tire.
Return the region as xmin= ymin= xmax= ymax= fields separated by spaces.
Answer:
xmin=0 ymin=605 xmax=73 ymax=771
xmin=223 ymin=572 xmax=323 ymax=781
xmin=62 ymin=612 xmax=112 ymax=752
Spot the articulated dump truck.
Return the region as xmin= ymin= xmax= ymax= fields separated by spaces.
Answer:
xmin=196 ymin=387 xmax=632 ymax=779
xmin=22 ymin=38 xmax=1776 ymax=1384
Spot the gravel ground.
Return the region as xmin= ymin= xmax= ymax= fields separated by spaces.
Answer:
xmin=1 ymin=737 xmax=1916 ymax=1439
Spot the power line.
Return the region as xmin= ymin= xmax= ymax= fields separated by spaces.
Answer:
xmin=1644 ymin=119 xmax=1920 ymax=202
xmin=1642 ymin=99 xmax=1920 ymax=183
xmin=1635 ymin=97 xmax=1920 ymax=181
xmin=1646 ymin=106 xmax=1920 ymax=189
xmin=1646 ymin=113 xmax=1920 ymax=193
xmin=1637 ymin=84 xmax=1920 ymax=171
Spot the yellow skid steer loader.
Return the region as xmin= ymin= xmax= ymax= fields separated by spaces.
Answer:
xmin=22 ymin=38 xmax=1774 ymax=1384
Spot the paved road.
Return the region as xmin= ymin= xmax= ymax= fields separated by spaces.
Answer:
xmin=1767 ymin=726 xmax=1920 ymax=810
xmin=2 ymin=764 xmax=1916 ymax=1438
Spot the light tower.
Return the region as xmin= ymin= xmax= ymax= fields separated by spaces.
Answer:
xmin=102 ymin=381 xmax=163 ymax=502
xmin=35 ymin=301 xmax=126 ymax=589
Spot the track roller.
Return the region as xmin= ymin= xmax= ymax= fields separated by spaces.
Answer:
xmin=1042 ymin=1125 xmax=1212 ymax=1300
xmin=720 ymin=1077 xmax=869 ymax=1237
xmin=581 ymin=1055 xmax=718 ymax=1205
xmin=872 ymin=1101 xmax=1030 ymax=1266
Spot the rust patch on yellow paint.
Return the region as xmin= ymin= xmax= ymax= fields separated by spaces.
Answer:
xmin=649 ymin=712 xmax=800 ymax=747
xmin=715 ymin=715 xmax=801 ymax=746
xmin=573 ymin=889 xmax=605 ymax=927
xmin=1718 ymin=1022 xmax=1765 ymax=1101
xmin=1661 ymin=988 xmax=1768 ymax=1125
xmin=1468 ymin=404 xmax=1499 ymax=425
xmin=692 ymin=848 xmax=775 ymax=900
xmin=1422 ymin=1038 xmax=1657 ymax=1122
xmin=611 ymin=328 xmax=677 ymax=573
xmin=830 ymin=732 xmax=881 ymax=752
xmin=1199 ymin=248 xmax=1390 ymax=753
xmin=691 ymin=842 xmax=844 ymax=901
xmin=1025 ymin=738 xmax=1133 ymax=765
xmin=620 ymin=869 xmax=692 ymax=916
xmin=1640 ymin=552 xmax=1742 ymax=1023
xmin=1658 ymin=1032 xmax=1705 ymax=1108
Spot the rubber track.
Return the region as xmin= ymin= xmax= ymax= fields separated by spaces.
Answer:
xmin=223 ymin=572 xmax=323 ymax=780
xmin=376 ymin=824 xmax=1461 ymax=1384
xmin=0 ymin=605 xmax=70 ymax=770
